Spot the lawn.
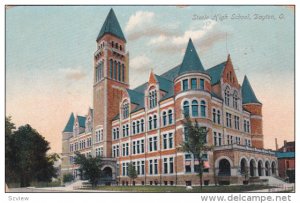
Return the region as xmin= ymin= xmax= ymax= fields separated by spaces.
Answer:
xmin=92 ymin=185 xmax=275 ymax=193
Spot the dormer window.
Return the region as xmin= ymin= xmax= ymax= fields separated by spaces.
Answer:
xmin=149 ymin=89 xmax=157 ymax=109
xmin=122 ymin=102 xmax=129 ymax=119
xmin=225 ymin=87 xmax=230 ymax=106
xmin=233 ymin=91 xmax=238 ymax=110
xmin=191 ymin=78 xmax=197 ymax=89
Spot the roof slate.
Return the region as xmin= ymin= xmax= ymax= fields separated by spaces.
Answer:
xmin=96 ymin=8 xmax=126 ymax=42
xmin=276 ymin=152 xmax=295 ymax=159
xmin=63 ymin=113 xmax=75 ymax=132
xmin=77 ymin=116 xmax=86 ymax=128
xmin=242 ymin=76 xmax=261 ymax=104
xmin=178 ymin=39 xmax=205 ymax=75
xmin=206 ymin=61 xmax=226 ymax=85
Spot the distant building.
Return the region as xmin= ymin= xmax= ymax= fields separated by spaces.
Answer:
xmin=61 ymin=8 xmax=278 ymax=186
xmin=276 ymin=140 xmax=295 ymax=182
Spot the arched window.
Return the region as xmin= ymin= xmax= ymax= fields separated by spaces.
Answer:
xmin=200 ymin=101 xmax=206 ymax=117
xmin=192 ymin=100 xmax=199 ymax=117
xmin=183 ymin=101 xmax=190 ymax=116
xmin=122 ymin=64 xmax=125 ymax=82
xmin=149 ymin=116 xmax=153 ymax=130
xmin=122 ymin=102 xmax=129 ymax=119
xmin=212 ymin=108 xmax=216 ymax=123
xmin=114 ymin=61 xmax=117 ymax=80
xmin=132 ymin=122 xmax=136 ymax=135
xmin=233 ymin=91 xmax=238 ymax=110
xmin=136 ymin=120 xmax=140 ymax=134
xmin=118 ymin=62 xmax=121 ymax=81
xmin=141 ymin=119 xmax=144 ymax=132
xmin=217 ymin=110 xmax=221 ymax=124
xmin=168 ymin=109 xmax=173 ymax=124
xmin=123 ymin=125 xmax=126 ymax=137
xmin=149 ymin=89 xmax=157 ymax=109
xmin=111 ymin=41 xmax=114 ymax=48
xmin=162 ymin=111 xmax=167 ymax=126
xmin=126 ymin=124 xmax=129 ymax=136
xmin=153 ymin=115 xmax=157 ymax=129
xmin=109 ymin=59 xmax=113 ymax=78
xmin=225 ymin=87 xmax=230 ymax=106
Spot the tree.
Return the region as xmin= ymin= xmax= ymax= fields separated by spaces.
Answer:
xmin=63 ymin=173 xmax=74 ymax=183
xmin=179 ymin=115 xmax=212 ymax=189
xmin=74 ymin=152 xmax=102 ymax=188
xmin=5 ymin=116 xmax=17 ymax=183
xmin=127 ymin=162 xmax=137 ymax=186
xmin=5 ymin=121 xmax=58 ymax=187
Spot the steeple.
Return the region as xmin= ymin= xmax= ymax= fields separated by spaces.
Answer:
xmin=96 ymin=8 xmax=126 ymax=42
xmin=178 ymin=38 xmax=205 ymax=75
xmin=242 ymin=75 xmax=261 ymax=104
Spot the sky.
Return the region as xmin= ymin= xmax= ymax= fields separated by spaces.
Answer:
xmin=6 ymin=5 xmax=294 ymax=153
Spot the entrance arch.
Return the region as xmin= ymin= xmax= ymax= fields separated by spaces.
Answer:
xmin=249 ymin=159 xmax=256 ymax=177
xmin=258 ymin=160 xmax=263 ymax=176
xmin=218 ymin=159 xmax=231 ymax=176
xmin=240 ymin=158 xmax=248 ymax=174
xmin=265 ymin=161 xmax=270 ymax=176
xmin=271 ymin=161 xmax=276 ymax=175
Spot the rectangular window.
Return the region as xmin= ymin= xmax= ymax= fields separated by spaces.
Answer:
xmin=191 ymin=78 xmax=197 ymax=89
xmin=218 ymin=133 xmax=222 ymax=146
xmin=141 ymin=139 xmax=145 ymax=153
xmin=153 ymin=137 xmax=158 ymax=151
xmin=169 ymin=133 xmax=173 ymax=149
xmin=200 ymin=79 xmax=204 ymax=90
xmin=183 ymin=79 xmax=188 ymax=91
xmin=163 ymin=158 xmax=168 ymax=174
xmin=163 ymin=134 xmax=167 ymax=149
xmin=149 ymin=160 xmax=153 ymax=175
xmin=154 ymin=159 xmax=158 ymax=174
xmin=122 ymin=144 xmax=126 ymax=156
xmin=136 ymin=140 xmax=140 ymax=154
xmin=214 ymin=132 xmax=218 ymax=146
xmin=126 ymin=143 xmax=129 ymax=156
xmin=149 ymin=137 xmax=153 ymax=152
xmin=226 ymin=113 xmax=232 ymax=128
xmin=132 ymin=141 xmax=136 ymax=154
xmin=141 ymin=161 xmax=145 ymax=175
xmin=169 ymin=157 xmax=174 ymax=174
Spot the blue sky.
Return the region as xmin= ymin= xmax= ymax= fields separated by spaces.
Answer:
xmin=6 ymin=6 xmax=294 ymax=152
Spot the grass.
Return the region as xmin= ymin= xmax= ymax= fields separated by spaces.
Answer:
xmin=91 ymin=185 xmax=275 ymax=193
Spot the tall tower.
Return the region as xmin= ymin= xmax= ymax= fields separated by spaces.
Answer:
xmin=93 ymin=9 xmax=129 ymax=157
xmin=242 ymin=76 xmax=263 ymax=148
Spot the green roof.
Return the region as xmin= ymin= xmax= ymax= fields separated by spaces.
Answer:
xmin=77 ymin=116 xmax=86 ymax=128
xmin=242 ymin=76 xmax=261 ymax=104
xmin=63 ymin=113 xmax=75 ymax=132
xmin=178 ymin=39 xmax=205 ymax=75
xmin=276 ymin=152 xmax=295 ymax=159
xmin=206 ymin=61 xmax=226 ymax=85
xmin=96 ymin=8 xmax=126 ymax=42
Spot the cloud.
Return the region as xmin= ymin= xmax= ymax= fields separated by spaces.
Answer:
xmin=125 ymin=11 xmax=155 ymax=33
xmin=125 ymin=11 xmax=179 ymax=41
xmin=60 ymin=67 xmax=87 ymax=81
xmin=130 ymin=55 xmax=152 ymax=73
xmin=147 ymin=19 xmax=232 ymax=53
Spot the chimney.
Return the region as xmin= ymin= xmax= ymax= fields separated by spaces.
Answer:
xmin=275 ymin=138 xmax=278 ymax=150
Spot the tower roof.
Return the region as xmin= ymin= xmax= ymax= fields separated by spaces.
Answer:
xmin=178 ymin=38 xmax=205 ymax=75
xmin=96 ymin=8 xmax=126 ymax=42
xmin=63 ymin=113 xmax=75 ymax=133
xmin=242 ymin=75 xmax=261 ymax=104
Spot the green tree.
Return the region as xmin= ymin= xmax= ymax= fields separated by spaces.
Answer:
xmin=5 ymin=122 xmax=58 ymax=187
xmin=63 ymin=173 xmax=74 ymax=183
xmin=127 ymin=162 xmax=137 ymax=186
xmin=5 ymin=116 xmax=17 ymax=183
xmin=179 ymin=115 xmax=212 ymax=189
xmin=74 ymin=152 xmax=102 ymax=188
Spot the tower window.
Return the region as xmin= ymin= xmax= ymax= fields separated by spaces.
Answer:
xmin=200 ymin=79 xmax=205 ymax=90
xmin=122 ymin=64 xmax=125 ymax=82
xmin=200 ymin=100 xmax=206 ymax=117
xmin=118 ymin=62 xmax=121 ymax=81
xmin=183 ymin=101 xmax=190 ymax=116
xmin=192 ymin=100 xmax=199 ymax=117
xmin=168 ymin=109 xmax=173 ymax=124
xmin=233 ymin=91 xmax=238 ymax=109
xmin=120 ymin=45 xmax=123 ymax=51
xmin=149 ymin=89 xmax=157 ymax=109
xmin=182 ymin=79 xmax=188 ymax=91
xmin=191 ymin=78 xmax=197 ymax=89
xmin=114 ymin=61 xmax=117 ymax=80
xmin=111 ymin=41 xmax=114 ymax=48
xmin=110 ymin=59 xmax=113 ymax=78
